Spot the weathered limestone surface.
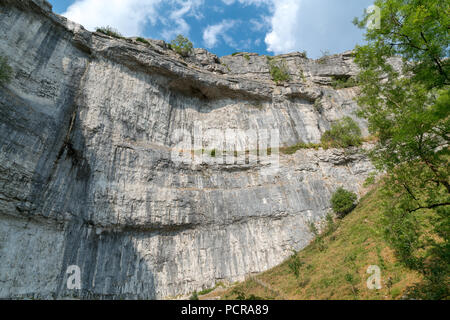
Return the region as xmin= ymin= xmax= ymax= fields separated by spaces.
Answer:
xmin=0 ymin=0 xmax=373 ymax=299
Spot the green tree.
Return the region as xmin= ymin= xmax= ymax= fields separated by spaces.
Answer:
xmin=331 ymin=188 xmax=358 ymax=217
xmin=354 ymin=0 xmax=449 ymax=299
xmin=0 ymin=55 xmax=13 ymax=84
xmin=170 ymin=34 xmax=194 ymax=57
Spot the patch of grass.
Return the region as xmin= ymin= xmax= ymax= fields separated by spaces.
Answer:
xmin=280 ymin=121 xmax=371 ymax=156
xmin=230 ymin=288 xmax=264 ymax=300
xmin=222 ymin=186 xmax=422 ymax=300
xmin=198 ymin=287 xmax=215 ymax=296
xmin=222 ymin=63 xmax=231 ymax=72
xmin=363 ymin=172 xmax=377 ymax=187
xmin=243 ymin=54 xmax=250 ymax=61
xmin=280 ymin=142 xmax=322 ymax=155
xmin=232 ymin=52 xmax=243 ymax=56
xmin=267 ymin=57 xmax=291 ymax=84
xmin=287 ymin=251 xmax=304 ymax=278
xmin=136 ymin=37 xmax=150 ymax=45
xmin=96 ymin=26 xmax=123 ymax=39
xmin=0 ymin=55 xmax=13 ymax=84
xmin=390 ymin=287 xmax=402 ymax=299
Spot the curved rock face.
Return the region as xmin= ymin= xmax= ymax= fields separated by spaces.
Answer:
xmin=0 ymin=0 xmax=373 ymax=299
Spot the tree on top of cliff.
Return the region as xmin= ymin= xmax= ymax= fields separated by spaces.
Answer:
xmin=354 ymin=0 xmax=449 ymax=299
xmin=170 ymin=35 xmax=194 ymax=57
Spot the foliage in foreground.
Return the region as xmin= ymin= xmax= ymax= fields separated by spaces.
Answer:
xmin=354 ymin=0 xmax=449 ymax=299
xmin=0 ymin=55 xmax=13 ymax=84
xmin=170 ymin=34 xmax=194 ymax=57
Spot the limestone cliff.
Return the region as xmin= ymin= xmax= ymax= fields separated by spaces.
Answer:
xmin=0 ymin=0 xmax=373 ymax=299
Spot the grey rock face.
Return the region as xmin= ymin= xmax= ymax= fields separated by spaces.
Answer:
xmin=0 ymin=0 xmax=373 ymax=299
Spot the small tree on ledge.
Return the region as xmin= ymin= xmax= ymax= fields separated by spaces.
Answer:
xmin=170 ymin=34 xmax=194 ymax=57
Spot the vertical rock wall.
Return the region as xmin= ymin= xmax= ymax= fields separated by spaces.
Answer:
xmin=0 ymin=0 xmax=373 ymax=299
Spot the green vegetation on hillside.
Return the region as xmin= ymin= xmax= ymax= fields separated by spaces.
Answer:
xmin=331 ymin=188 xmax=358 ymax=218
xmin=220 ymin=186 xmax=421 ymax=300
xmin=0 ymin=55 xmax=13 ymax=84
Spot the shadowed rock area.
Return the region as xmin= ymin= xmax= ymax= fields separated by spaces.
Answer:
xmin=0 ymin=0 xmax=374 ymax=299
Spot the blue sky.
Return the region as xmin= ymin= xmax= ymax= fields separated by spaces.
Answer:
xmin=49 ymin=0 xmax=374 ymax=58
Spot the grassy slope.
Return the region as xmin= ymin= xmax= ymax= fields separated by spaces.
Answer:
xmin=208 ymin=186 xmax=421 ymax=300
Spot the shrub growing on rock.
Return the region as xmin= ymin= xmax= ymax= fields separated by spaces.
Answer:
xmin=331 ymin=75 xmax=358 ymax=89
xmin=267 ymin=57 xmax=290 ymax=84
xmin=96 ymin=26 xmax=123 ymax=39
xmin=0 ymin=56 xmax=13 ymax=84
xmin=136 ymin=37 xmax=150 ymax=45
xmin=170 ymin=34 xmax=193 ymax=57
xmin=287 ymin=251 xmax=303 ymax=278
xmin=321 ymin=117 xmax=362 ymax=148
xmin=331 ymin=187 xmax=357 ymax=217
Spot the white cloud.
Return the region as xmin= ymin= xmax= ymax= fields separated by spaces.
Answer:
xmin=63 ymin=0 xmax=371 ymax=57
xmin=161 ymin=0 xmax=204 ymax=40
xmin=264 ymin=0 xmax=302 ymax=54
xmin=221 ymin=0 xmax=271 ymax=6
xmin=221 ymin=0 xmax=302 ymax=54
xmin=249 ymin=16 xmax=270 ymax=32
xmin=63 ymin=0 xmax=204 ymax=38
xmin=63 ymin=0 xmax=162 ymax=36
xmin=203 ymin=20 xmax=238 ymax=48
